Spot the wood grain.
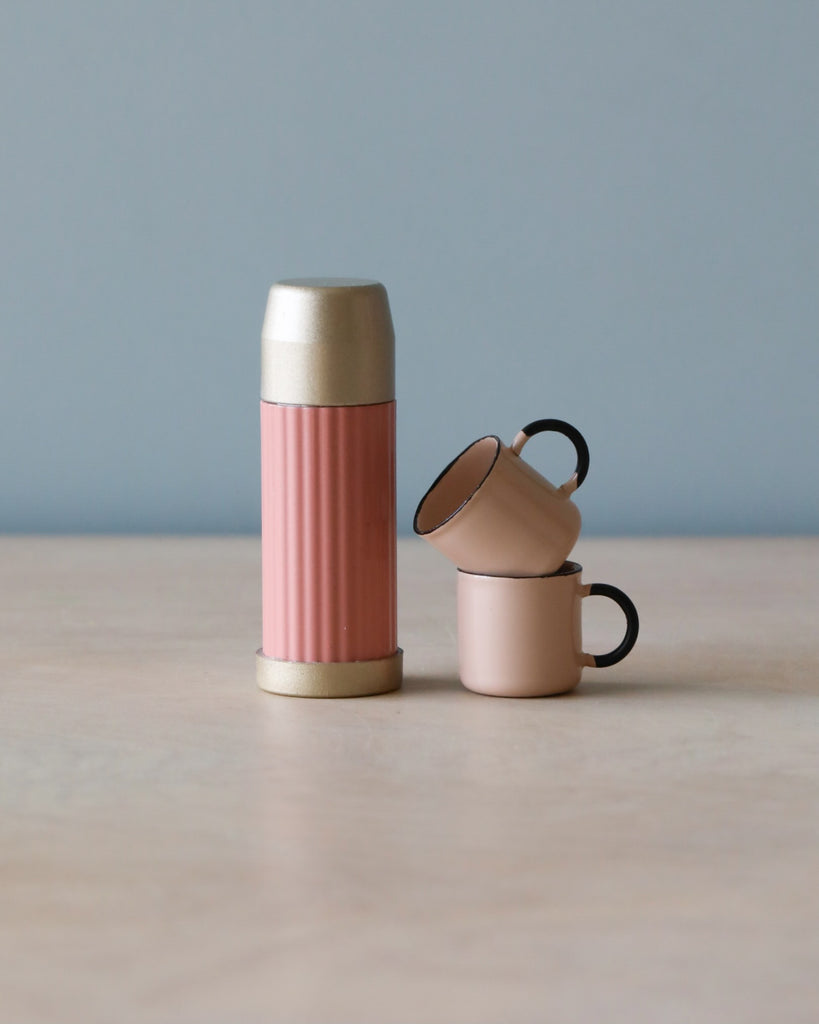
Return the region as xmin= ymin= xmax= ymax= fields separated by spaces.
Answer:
xmin=1 ymin=537 xmax=818 ymax=1023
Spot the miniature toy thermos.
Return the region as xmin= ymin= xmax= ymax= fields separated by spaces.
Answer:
xmin=257 ymin=279 xmax=403 ymax=697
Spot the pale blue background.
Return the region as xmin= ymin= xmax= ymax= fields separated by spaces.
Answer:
xmin=1 ymin=1 xmax=816 ymax=534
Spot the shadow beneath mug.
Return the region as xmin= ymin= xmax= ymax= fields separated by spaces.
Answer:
xmin=572 ymin=677 xmax=719 ymax=699
xmin=402 ymin=674 xmax=720 ymax=698
xmin=402 ymin=673 xmax=462 ymax=694
xmin=402 ymin=674 xmax=784 ymax=700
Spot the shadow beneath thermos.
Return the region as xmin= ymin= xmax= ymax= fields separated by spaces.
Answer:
xmin=402 ymin=673 xmax=463 ymax=694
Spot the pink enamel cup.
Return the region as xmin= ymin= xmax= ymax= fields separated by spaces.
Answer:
xmin=457 ymin=562 xmax=639 ymax=697
xmin=414 ymin=419 xmax=590 ymax=577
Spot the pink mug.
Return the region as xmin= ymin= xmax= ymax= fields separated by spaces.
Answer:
xmin=457 ymin=562 xmax=639 ymax=697
xmin=413 ymin=419 xmax=590 ymax=576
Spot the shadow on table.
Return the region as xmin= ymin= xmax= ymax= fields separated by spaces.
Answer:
xmin=402 ymin=673 xmax=462 ymax=693
xmin=571 ymin=678 xmax=717 ymax=698
xmin=404 ymin=674 xmax=723 ymax=698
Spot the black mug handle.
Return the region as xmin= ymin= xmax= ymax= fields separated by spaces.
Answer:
xmin=510 ymin=419 xmax=590 ymax=490
xmin=584 ymin=583 xmax=639 ymax=667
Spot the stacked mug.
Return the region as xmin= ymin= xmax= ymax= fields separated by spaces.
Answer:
xmin=413 ymin=420 xmax=639 ymax=697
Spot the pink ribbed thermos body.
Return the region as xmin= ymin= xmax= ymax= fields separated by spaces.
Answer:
xmin=256 ymin=279 xmax=402 ymax=697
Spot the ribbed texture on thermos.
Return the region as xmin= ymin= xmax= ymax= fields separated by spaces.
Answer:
xmin=261 ymin=400 xmax=397 ymax=661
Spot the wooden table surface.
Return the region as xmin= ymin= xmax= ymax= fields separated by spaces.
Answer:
xmin=2 ymin=537 xmax=818 ymax=1023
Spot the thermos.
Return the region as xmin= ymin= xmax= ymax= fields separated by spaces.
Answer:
xmin=256 ymin=278 xmax=403 ymax=697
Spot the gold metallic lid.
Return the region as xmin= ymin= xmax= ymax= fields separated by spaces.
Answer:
xmin=261 ymin=278 xmax=395 ymax=406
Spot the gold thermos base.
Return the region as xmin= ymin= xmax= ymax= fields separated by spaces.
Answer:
xmin=256 ymin=648 xmax=403 ymax=698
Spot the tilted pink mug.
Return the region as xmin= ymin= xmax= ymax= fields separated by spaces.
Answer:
xmin=413 ymin=419 xmax=590 ymax=576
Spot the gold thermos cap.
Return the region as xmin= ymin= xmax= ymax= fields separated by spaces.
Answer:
xmin=261 ymin=278 xmax=395 ymax=406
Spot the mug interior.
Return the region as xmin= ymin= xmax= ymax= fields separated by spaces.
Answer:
xmin=414 ymin=436 xmax=500 ymax=535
